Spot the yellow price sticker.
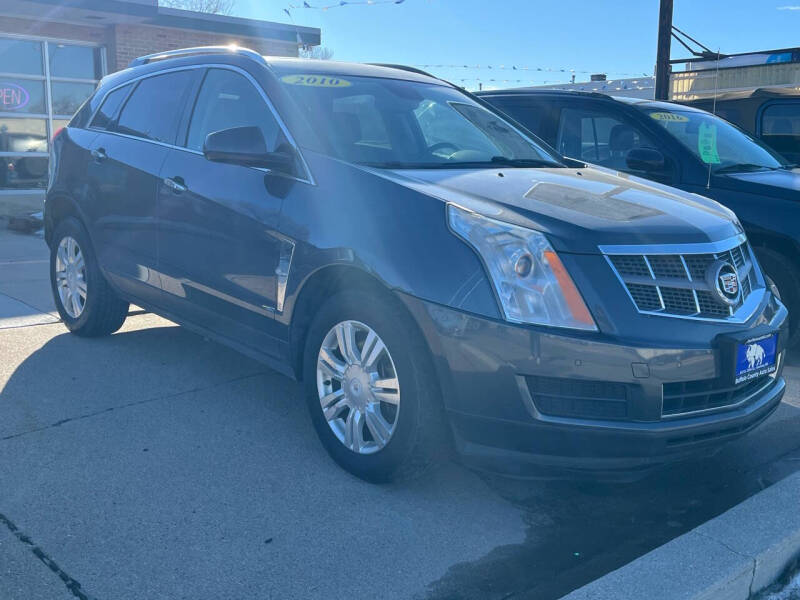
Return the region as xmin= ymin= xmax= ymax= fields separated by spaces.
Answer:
xmin=648 ymin=112 xmax=689 ymax=123
xmin=280 ymin=74 xmax=351 ymax=87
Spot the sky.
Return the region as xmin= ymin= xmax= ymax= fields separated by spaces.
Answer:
xmin=232 ymin=0 xmax=800 ymax=91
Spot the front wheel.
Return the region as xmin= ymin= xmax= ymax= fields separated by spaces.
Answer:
xmin=50 ymin=217 xmax=129 ymax=337
xmin=302 ymin=290 xmax=445 ymax=482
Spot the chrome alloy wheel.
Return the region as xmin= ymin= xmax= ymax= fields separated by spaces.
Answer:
xmin=316 ymin=320 xmax=401 ymax=454
xmin=55 ymin=236 xmax=87 ymax=319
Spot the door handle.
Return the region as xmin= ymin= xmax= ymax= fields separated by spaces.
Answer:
xmin=90 ymin=148 xmax=106 ymax=162
xmin=164 ymin=177 xmax=187 ymax=193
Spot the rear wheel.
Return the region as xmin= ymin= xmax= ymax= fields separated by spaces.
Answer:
xmin=756 ymin=247 xmax=800 ymax=348
xmin=302 ymin=290 xmax=445 ymax=482
xmin=50 ymin=217 xmax=129 ymax=337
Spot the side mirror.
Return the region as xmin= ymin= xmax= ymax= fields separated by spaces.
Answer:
xmin=203 ymin=126 xmax=295 ymax=173
xmin=626 ymin=147 xmax=666 ymax=172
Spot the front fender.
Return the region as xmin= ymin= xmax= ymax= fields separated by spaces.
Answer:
xmin=277 ymin=152 xmax=501 ymax=324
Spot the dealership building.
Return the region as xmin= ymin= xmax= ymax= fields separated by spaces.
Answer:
xmin=0 ymin=0 xmax=320 ymax=215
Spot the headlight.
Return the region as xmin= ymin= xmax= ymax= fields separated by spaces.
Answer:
xmin=448 ymin=204 xmax=597 ymax=331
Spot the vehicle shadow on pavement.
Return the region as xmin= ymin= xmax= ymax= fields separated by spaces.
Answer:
xmin=0 ymin=316 xmax=525 ymax=600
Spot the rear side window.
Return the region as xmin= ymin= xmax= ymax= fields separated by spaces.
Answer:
xmin=485 ymin=97 xmax=546 ymax=137
xmin=89 ymin=84 xmax=130 ymax=130
xmin=186 ymin=69 xmax=280 ymax=152
xmin=761 ymin=103 xmax=800 ymax=135
xmin=760 ymin=103 xmax=800 ymax=163
xmin=115 ymin=70 xmax=195 ymax=144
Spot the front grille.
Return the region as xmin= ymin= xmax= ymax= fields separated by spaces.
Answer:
xmin=605 ymin=238 xmax=761 ymax=321
xmin=526 ymin=376 xmax=631 ymax=420
xmin=662 ymin=375 xmax=775 ymax=417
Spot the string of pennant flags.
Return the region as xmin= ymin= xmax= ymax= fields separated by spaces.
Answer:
xmin=415 ymin=64 xmax=651 ymax=77
xmin=287 ymin=0 xmax=405 ymax=10
xmin=280 ymin=0 xmax=653 ymax=82
xmin=452 ymin=77 xmax=654 ymax=86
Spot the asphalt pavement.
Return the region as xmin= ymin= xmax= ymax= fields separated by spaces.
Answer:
xmin=1 ymin=227 xmax=799 ymax=600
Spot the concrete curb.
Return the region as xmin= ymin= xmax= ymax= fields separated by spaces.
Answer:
xmin=562 ymin=471 xmax=800 ymax=600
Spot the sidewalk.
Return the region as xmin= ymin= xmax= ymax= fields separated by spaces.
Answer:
xmin=0 ymin=229 xmax=58 ymax=329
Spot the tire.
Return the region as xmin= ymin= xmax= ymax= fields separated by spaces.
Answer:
xmin=756 ymin=247 xmax=800 ymax=348
xmin=302 ymin=290 xmax=446 ymax=482
xmin=49 ymin=217 xmax=129 ymax=337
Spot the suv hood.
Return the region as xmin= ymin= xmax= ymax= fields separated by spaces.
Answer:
xmin=381 ymin=165 xmax=742 ymax=254
xmin=718 ymin=167 xmax=800 ymax=199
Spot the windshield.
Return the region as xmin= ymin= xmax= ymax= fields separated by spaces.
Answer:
xmin=640 ymin=106 xmax=790 ymax=173
xmin=276 ymin=72 xmax=562 ymax=169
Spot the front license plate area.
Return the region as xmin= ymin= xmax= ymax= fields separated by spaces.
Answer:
xmin=734 ymin=333 xmax=777 ymax=385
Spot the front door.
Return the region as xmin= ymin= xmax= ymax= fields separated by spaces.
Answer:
xmin=156 ymin=67 xmax=292 ymax=355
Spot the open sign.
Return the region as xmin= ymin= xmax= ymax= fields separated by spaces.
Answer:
xmin=0 ymin=83 xmax=30 ymax=110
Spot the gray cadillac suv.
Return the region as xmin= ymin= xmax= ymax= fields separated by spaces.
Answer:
xmin=46 ymin=47 xmax=788 ymax=481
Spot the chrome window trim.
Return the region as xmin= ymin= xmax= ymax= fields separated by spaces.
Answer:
xmin=87 ymin=63 xmax=315 ymax=186
xmin=602 ymin=234 xmax=765 ymax=324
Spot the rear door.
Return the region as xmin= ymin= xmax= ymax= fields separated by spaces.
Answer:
xmin=156 ymin=66 xmax=293 ymax=354
xmin=86 ymin=69 xmax=199 ymax=300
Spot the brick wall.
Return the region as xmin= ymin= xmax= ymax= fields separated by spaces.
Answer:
xmin=0 ymin=17 xmax=299 ymax=74
xmin=112 ymin=24 xmax=298 ymax=71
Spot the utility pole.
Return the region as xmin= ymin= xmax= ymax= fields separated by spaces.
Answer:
xmin=654 ymin=0 xmax=673 ymax=100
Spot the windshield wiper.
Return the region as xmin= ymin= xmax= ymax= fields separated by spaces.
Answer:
xmin=713 ymin=163 xmax=780 ymax=174
xmin=489 ymin=156 xmax=564 ymax=168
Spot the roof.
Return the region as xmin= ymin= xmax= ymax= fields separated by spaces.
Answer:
xmin=264 ymin=58 xmax=447 ymax=86
xmin=120 ymin=48 xmax=448 ymax=87
xmin=682 ymin=87 xmax=800 ymax=104
xmin=477 ymin=89 xmax=709 ymax=112
xmin=477 ymin=76 xmax=656 ymax=99
xmin=2 ymin=0 xmax=321 ymax=45
xmin=476 ymin=88 xmax=609 ymax=98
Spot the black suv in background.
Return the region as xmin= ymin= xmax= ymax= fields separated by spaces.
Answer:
xmin=683 ymin=88 xmax=800 ymax=164
xmin=46 ymin=48 xmax=787 ymax=481
xmin=479 ymin=90 xmax=800 ymax=346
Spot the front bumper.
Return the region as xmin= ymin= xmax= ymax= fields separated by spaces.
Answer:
xmin=400 ymin=291 xmax=788 ymax=478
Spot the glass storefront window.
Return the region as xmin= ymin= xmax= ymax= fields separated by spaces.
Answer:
xmin=48 ymin=44 xmax=102 ymax=80
xmin=0 ymin=118 xmax=47 ymax=153
xmin=0 ymin=155 xmax=48 ymax=189
xmin=0 ymin=37 xmax=103 ymax=191
xmin=0 ymin=78 xmax=46 ymax=114
xmin=0 ymin=38 xmax=43 ymax=76
xmin=51 ymin=81 xmax=96 ymax=116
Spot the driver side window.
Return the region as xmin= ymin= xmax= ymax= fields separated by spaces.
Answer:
xmin=186 ymin=69 xmax=280 ymax=152
xmin=557 ymin=106 xmax=663 ymax=175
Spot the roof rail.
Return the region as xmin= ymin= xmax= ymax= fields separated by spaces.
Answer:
xmin=367 ymin=63 xmax=437 ymax=78
xmin=128 ymin=46 xmax=266 ymax=68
